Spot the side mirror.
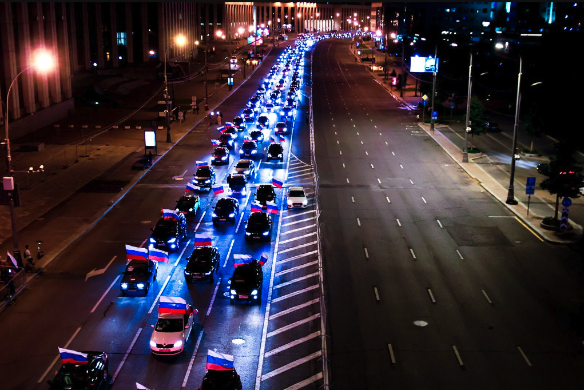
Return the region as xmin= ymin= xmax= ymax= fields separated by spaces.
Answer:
xmin=151 ymin=324 xmax=155 ymax=328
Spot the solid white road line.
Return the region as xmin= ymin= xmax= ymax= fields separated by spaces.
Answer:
xmin=223 ymin=239 xmax=235 ymax=267
xmin=427 ymin=288 xmax=436 ymax=303
xmin=452 ymin=345 xmax=464 ymax=366
xmin=275 ymin=261 xmax=319 ymax=277
xmin=410 ymin=179 xmax=415 ymax=185
xmin=283 ymin=217 xmax=316 ymax=226
xmin=357 ymin=218 xmax=361 ymax=226
xmin=410 ymin=249 xmax=416 ymax=259
xmin=278 ymin=241 xmax=318 ymax=255
xmin=374 ymin=287 xmax=380 ymax=301
xmin=456 ymin=250 xmax=464 ymax=259
xmin=38 ymin=327 xmax=82 ymax=383
xmin=194 ymin=211 xmax=206 ymax=232
xmin=174 ymin=239 xmax=191 ymax=267
xmin=517 ymin=346 xmax=532 ymax=366
xmin=274 ymin=272 xmax=320 ymax=290
xmin=90 ymin=275 xmax=121 ymax=314
xmin=386 ymin=196 xmax=391 ymax=203
xmin=279 ymin=232 xmax=317 ymax=244
xmin=261 ymin=351 xmax=322 ymax=381
xmin=437 ymin=220 xmax=443 ymax=228
xmin=182 ymin=328 xmax=205 ymax=388
xmin=110 ymin=327 xmax=142 ymax=384
xmin=482 ymin=289 xmax=493 ymax=304
xmin=280 ymin=224 xmax=316 ymax=236
xmin=264 ymin=331 xmax=321 ymax=357
xmin=400 ymin=164 xmax=404 ymax=169
xmin=283 ymin=210 xmax=315 ymax=219
xmin=371 ymin=164 xmax=374 ymax=169
xmin=283 ymin=372 xmax=323 ymax=390
xmin=268 ymin=314 xmax=321 ymax=338
xmin=422 ymin=197 xmax=427 ymax=203
xmin=377 ymin=178 xmax=381 ymax=184
xmin=272 ymin=284 xmax=320 ymax=303
xmin=396 ymin=219 xmax=402 ymax=227
xmin=387 ymin=344 xmax=396 ymax=364
xmin=206 ymin=278 xmax=222 ymax=316
xmin=364 ymin=247 xmax=369 ymax=259
xmin=269 ymin=298 xmax=320 ymax=320
xmin=277 ymin=250 xmax=318 ymax=266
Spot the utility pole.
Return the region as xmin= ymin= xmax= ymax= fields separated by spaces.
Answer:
xmin=506 ymin=55 xmax=522 ymax=205
xmin=400 ymin=38 xmax=404 ymax=97
xmin=204 ymin=47 xmax=208 ymax=109
xmin=463 ymin=52 xmax=472 ymax=163
xmin=163 ymin=5 xmax=172 ymax=143
xmin=429 ymin=45 xmax=437 ymax=132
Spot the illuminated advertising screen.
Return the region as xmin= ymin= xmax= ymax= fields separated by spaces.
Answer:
xmin=144 ymin=131 xmax=156 ymax=147
xmin=410 ymin=56 xmax=439 ymax=73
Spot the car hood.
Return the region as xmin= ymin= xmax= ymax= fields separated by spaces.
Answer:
xmin=194 ymin=176 xmax=211 ymax=180
xmin=186 ymin=261 xmax=212 ymax=273
xmin=231 ymin=280 xmax=257 ymax=293
xmin=151 ymin=231 xmax=171 ymax=240
xmin=288 ymin=196 xmax=306 ymax=203
xmin=121 ymin=274 xmax=149 ymax=284
xmin=235 ymin=167 xmax=249 ymax=173
xmin=151 ymin=330 xmax=184 ymax=345
xmin=246 ymin=223 xmax=269 ymax=233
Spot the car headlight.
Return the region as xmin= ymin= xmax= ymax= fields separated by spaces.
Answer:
xmin=168 ymin=237 xmax=177 ymax=243
xmin=185 ymin=270 xmax=191 ymax=275
xmin=251 ymin=289 xmax=258 ymax=295
xmin=212 ymin=212 xmax=217 ymax=218
xmin=205 ymin=179 xmax=211 ymax=183
xmin=149 ymin=238 xmax=156 ymax=243
xmin=221 ymin=156 xmax=227 ymax=160
xmin=251 ymin=150 xmax=257 ymax=154
xmin=231 ymin=289 xmax=237 ymax=295
xmin=244 ymin=170 xmax=250 ymax=174
xmin=278 ymin=154 xmax=283 ymax=157
xmin=150 ymin=340 xmax=157 ymax=348
xmin=246 ymin=232 xmax=252 ymax=236
xmin=302 ymin=199 xmax=308 ymax=205
xmin=229 ymin=213 xmax=235 ymax=218
xmin=121 ymin=283 xmax=128 ymax=290
xmin=189 ymin=208 xmax=193 ymax=212
xmin=174 ymin=340 xmax=183 ymax=348
xmin=262 ymin=231 xmax=270 ymax=236
xmin=137 ymin=283 xmax=145 ymax=290
xmin=204 ymin=270 xmax=212 ymax=275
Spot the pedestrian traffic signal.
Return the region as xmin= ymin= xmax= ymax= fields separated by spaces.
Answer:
xmin=560 ymin=207 xmax=570 ymax=231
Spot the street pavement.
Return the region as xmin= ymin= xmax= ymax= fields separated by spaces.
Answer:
xmin=315 ymin=39 xmax=584 ymax=390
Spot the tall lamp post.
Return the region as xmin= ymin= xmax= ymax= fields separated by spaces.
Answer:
xmin=429 ymin=45 xmax=438 ymax=132
xmin=3 ymin=49 xmax=55 ymax=265
xmin=462 ymin=53 xmax=472 ymax=163
xmin=195 ymin=40 xmax=209 ymax=109
xmin=506 ymin=54 xmax=523 ymax=205
xmin=164 ymin=34 xmax=187 ymax=143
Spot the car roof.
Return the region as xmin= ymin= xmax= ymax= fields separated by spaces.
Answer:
xmin=158 ymin=312 xmax=184 ymax=320
xmin=236 ymin=159 xmax=252 ymax=165
xmin=289 ymin=186 xmax=304 ymax=191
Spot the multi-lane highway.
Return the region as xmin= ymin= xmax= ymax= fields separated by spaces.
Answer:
xmin=314 ymin=39 xmax=584 ymax=389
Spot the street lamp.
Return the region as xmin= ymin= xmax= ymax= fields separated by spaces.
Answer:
xmin=4 ymin=48 xmax=55 ymax=266
xmin=195 ymin=40 xmax=209 ymax=109
xmin=164 ymin=34 xmax=186 ymax=143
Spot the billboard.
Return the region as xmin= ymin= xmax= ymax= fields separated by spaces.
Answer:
xmin=410 ymin=56 xmax=439 ymax=73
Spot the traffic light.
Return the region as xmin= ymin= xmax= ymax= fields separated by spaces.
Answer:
xmin=560 ymin=207 xmax=570 ymax=231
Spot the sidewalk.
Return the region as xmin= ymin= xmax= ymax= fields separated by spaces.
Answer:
xmin=361 ymin=51 xmax=582 ymax=244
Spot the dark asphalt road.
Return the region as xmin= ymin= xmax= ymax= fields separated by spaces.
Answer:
xmin=314 ymin=40 xmax=584 ymax=390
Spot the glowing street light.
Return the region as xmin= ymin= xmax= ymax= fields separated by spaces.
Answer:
xmin=238 ymin=27 xmax=245 ymax=36
xmin=364 ymin=27 xmax=369 ymax=32
xmin=175 ymin=35 xmax=186 ymax=46
xmin=215 ymin=30 xmax=223 ymax=38
xmin=376 ymin=29 xmax=382 ymax=37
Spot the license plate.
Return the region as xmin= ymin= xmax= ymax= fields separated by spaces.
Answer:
xmin=220 ymin=219 xmax=226 ymax=221
xmin=254 ymin=236 xmax=260 ymax=239
xmin=239 ymin=295 xmax=248 ymax=299
xmin=159 ymin=348 xmax=170 ymax=352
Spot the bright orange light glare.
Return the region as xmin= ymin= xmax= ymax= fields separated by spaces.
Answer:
xmin=32 ymin=49 xmax=55 ymax=72
xmin=175 ymin=35 xmax=186 ymax=46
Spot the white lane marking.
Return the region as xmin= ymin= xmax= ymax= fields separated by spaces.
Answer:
xmin=410 ymin=179 xmax=414 ymax=185
xmin=288 ymin=171 xmax=313 ymax=179
xmin=85 ymin=255 xmax=117 ymax=281
xmin=388 ymin=344 xmax=396 ymax=364
xmin=337 ymin=140 xmax=339 ymax=144
xmin=261 ymin=351 xmax=322 ymax=381
xmin=223 ymin=239 xmax=235 ymax=267
xmin=364 ymin=247 xmax=369 ymax=259
xmin=268 ymin=313 xmax=321 ymax=337
xmin=352 ymin=196 xmax=355 ymax=203
xmin=386 ymin=196 xmax=391 ymax=203
xmin=342 ymin=163 xmax=346 ymax=168
xmin=182 ymin=328 xmax=205 ymax=388
xmin=283 ymin=210 xmax=315 ymax=219
xmin=235 ymin=195 xmax=251 ymax=233
xmin=283 ymin=217 xmax=317 ymax=227
xmin=427 ymin=288 xmax=436 ymax=303
xmin=379 ymin=132 xmax=382 ymax=135
xmin=265 ymin=331 xmax=321 ymax=358
xmin=365 ymin=151 xmax=369 ymax=155
xmin=280 ymin=225 xmax=316 ymax=236
xmin=110 ymin=327 xmax=142 ymax=384
xmin=422 ymin=197 xmax=427 ymax=204
xmin=272 ymin=284 xmax=320 ymax=303
xmin=334 ymin=132 xmax=337 ymax=135
xmin=482 ymin=289 xmax=493 ymax=304
xmin=206 ymin=278 xmax=222 ymax=316
xmin=38 ymin=327 xmax=82 ymax=383
xmin=456 ymin=250 xmax=464 ymax=259
xmin=357 ymin=217 xmax=361 ymax=226
xmin=371 ymin=164 xmax=374 ymax=169
xmin=339 ymin=150 xmax=342 ymax=155
xmin=194 ymin=210 xmax=207 ymax=232
xmin=90 ymin=275 xmax=121 ymax=314
xmin=374 ymin=287 xmax=380 ymax=301
xmin=437 ymin=220 xmax=443 ymax=228
xmin=361 ymin=140 xmax=364 ymax=144
xmin=518 ymin=346 xmax=533 ymax=366
xmin=274 ymin=272 xmax=319 ymax=290
xmin=282 ymin=372 xmax=323 ymax=390
xmin=452 ymin=345 xmax=464 ymax=366
xmin=278 ymin=242 xmax=318 ymax=255
xmin=149 ymin=275 xmax=172 ymax=314
xmin=279 ymin=232 xmax=317 ymax=244
xmin=396 ymin=219 xmax=401 ymax=227
xmin=288 ymin=166 xmax=313 ymax=174
xmin=275 ymin=260 xmax=318 ymax=276
xmin=277 ymin=250 xmax=318 ymax=266
xmin=174 ymin=239 xmax=191 ymax=267
xmin=410 ymin=249 xmax=416 ymax=259
xmin=346 ymin=178 xmax=350 ymax=183
xmin=270 ymin=298 xmax=321 ymax=320
xmin=377 ymin=178 xmax=382 ymax=184
xmin=391 ymin=151 xmax=394 ymax=155
xmin=400 ymin=164 xmax=404 ymax=169
xmin=356 ymin=132 xmax=359 ymax=135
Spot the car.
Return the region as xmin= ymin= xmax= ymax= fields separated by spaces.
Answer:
xmin=212 ymin=197 xmax=239 ymax=224
xmin=184 ymin=246 xmax=220 ymax=282
xmin=220 ymin=126 xmax=238 ymax=139
xmin=240 ymin=140 xmax=258 ymax=158
xmin=285 ymin=98 xmax=297 ymax=109
xmin=287 ymin=186 xmax=308 ymax=208
xmin=211 ymin=147 xmax=230 ymax=165
xmin=150 ymin=296 xmax=196 ymax=355
xmin=485 ymin=120 xmax=501 ymax=132
xmin=230 ymin=55 xmax=238 ymax=64
xmin=242 ymin=108 xmax=255 ymax=123
xmin=229 ymin=259 xmax=263 ymax=304
xmin=175 ymin=194 xmax=201 ymax=217
xmin=265 ymin=103 xmax=275 ymax=112
xmin=247 ymin=97 xmax=260 ymax=108
xmin=193 ymin=166 xmax=216 ymax=188
xmin=249 ymin=129 xmax=265 ymax=144
xmin=120 ymin=259 xmax=158 ymax=296
xmin=537 ymin=163 xmax=550 ymax=175
xmin=197 ymin=368 xmax=243 ymax=390
xmin=226 ymin=173 xmax=248 ymax=196
xmin=232 ymin=116 xmax=246 ymax=131
xmin=266 ymin=143 xmax=284 ymax=162
xmin=149 ymin=214 xmax=187 ymax=251
xmin=255 ymin=184 xmax=276 ymax=206
xmin=47 ymin=351 xmax=109 ymax=390
xmin=234 ymin=159 xmax=257 ymax=179
xmin=275 ymin=122 xmax=287 ymax=134
xmin=256 ymin=114 xmax=270 ymax=129
xmin=132 ymin=157 xmax=153 ymax=170
xmin=244 ymin=212 xmax=273 ymax=241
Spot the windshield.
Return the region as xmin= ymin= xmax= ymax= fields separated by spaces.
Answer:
xmin=269 ymin=146 xmax=282 ymax=153
xmin=214 ymin=148 xmax=226 ymax=156
xmin=153 ymin=221 xmax=173 ymax=236
xmin=236 ymin=161 xmax=250 ymax=169
xmin=230 ymin=176 xmax=246 ymax=185
xmin=125 ymin=265 xmax=148 ymax=276
xmin=276 ymin=123 xmax=285 ymax=128
xmin=243 ymin=142 xmax=256 ymax=150
xmin=289 ymin=190 xmax=305 ymax=197
xmin=216 ymin=199 xmax=235 ymax=211
xmin=155 ymin=318 xmax=183 ymax=333
xmin=234 ymin=118 xmax=243 ymax=125
xmin=248 ymin=213 xmax=268 ymax=228
xmin=196 ymin=167 xmax=211 ymax=177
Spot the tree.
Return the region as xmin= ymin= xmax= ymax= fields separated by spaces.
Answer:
xmin=522 ymin=107 xmax=543 ymax=153
xmin=468 ymin=97 xmax=487 ymax=151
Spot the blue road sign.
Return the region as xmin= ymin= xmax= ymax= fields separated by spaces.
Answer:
xmin=432 ymin=111 xmax=437 ymax=120
xmin=562 ymin=197 xmax=572 ymax=208
xmin=526 ymin=177 xmax=536 ymax=186
xmin=526 ymin=187 xmax=535 ymax=195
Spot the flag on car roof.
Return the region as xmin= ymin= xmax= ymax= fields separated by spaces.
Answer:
xmin=7 ymin=251 xmax=18 ymax=268
xmin=211 ymin=139 xmax=221 ymax=146
xmin=136 ymin=383 xmax=151 ymax=390
xmin=218 ymin=126 xmax=227 ymax=133
xmin=272 ymin=177 xmax=283 ymax=188
xmin=125 ymin=245 xmax=148 ymax=261
xmin=149 ymin=247 xmax=169 ymax=263
xmin=279 ymin=135 xmax=286 ymax=143
xmin=162 ymin=209 xmax=179 ymax=221
xmin=213 ymin=184 xmax=224 ymax=195
xmin=158 ymin=296 xmax=189 ymax=314
xmin=233 ymin=254 xmax=253 ymax=267
xmin=266 ymin=202 xmax=279 ymax=214
xmin=206 ymin=350 xmax=234 ymax=371
xmin=195 ymin=234 xmax=212 ymax=247
xmin=196 ymin=161 xmax=209 ymax=168
xmin=186 ymin=182 xmax=200 ymax=192
xmin=251 ymin=202 xmax=262 ymax=213
xmin=58 ymin=348 xmax=88 ymax=365
xmin=259 ymin=252 xmax=268 ymax=266
xmin=269 ymin=136 xmax=276 ymax=143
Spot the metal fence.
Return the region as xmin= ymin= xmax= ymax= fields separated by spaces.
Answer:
xmin=0 ymin=269 xmax=27 ymax=309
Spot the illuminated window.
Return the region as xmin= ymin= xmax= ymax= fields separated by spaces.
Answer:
xmin=116 ymin=32 xmax=126 ymax=46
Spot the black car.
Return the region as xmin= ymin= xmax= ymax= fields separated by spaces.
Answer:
xmin=175 ymin=194 xmax=201 ymax=217
xmin=256 ymin=114 xmax=270 ymax=129
xmin=240 ymin=140 xmax=258 ymax=158
xmin=249 ymin=129 xmax=264 ymax=144
xmin=120 ymin=259 xmax=158 ymax=296
xmin=537 ymin=162 xmax=550 ymax=175
xmin=244 ymin=212 xmax=273 ymax=241
xmin=149 ymin=214 xmax=187 ymax=251
xmin=255 ymin=185 xmax=276 ymax=207
xmin=212 ymin=197 xmax=240 ymax=224
xmin=232 ymin=116 xmax=246 ymax=131
xmin=221 ymin=126 xmax=238 ymax=139
xmin=193 ymin=166 xmax=216 ymax=188
xmin=211 ymin=147 xmax=230 ymax=165
xmin=227 ymin=174 xmax=248 ymax=196
xmin=266 ymin=143 xmax=284 ymax=162
xmin=229 ymin=260 xmax=263 ymax=304
xmin=184 ymin=246 xmax=220 ymax=282
xmin=218 ymin=133 xmax=235 ymax=149
xmin=280 ymin=107 xmax=293 ymax=120
xmin=47 ymin=351 xmax=109 ymax=390
xmin=485 ymin=120 xmax=501 ymax=132
xmin=275 ymin=122 xmax=287 ymax=134
xmin=198 ymin=368 xmax=243 ymax=390
xmin=242 ymin=108 xmax=255 ymax=123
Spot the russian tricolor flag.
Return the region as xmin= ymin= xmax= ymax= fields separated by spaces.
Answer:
xmin=158 ymin=296 xmax=190 ymax=314
xmin=211 ymin=139 xmax=221 ymax=146
xmin=149 ymin=247 xmax=169 ymax=263
xmin=218 ymin=126 xmax=227 ymax=133
xmin=251 ymin=202 xmax=262 ymax=213
xmin=279 ymin=135 xmax=286 ymax=143
xmin=196 ymin=161 xmax=209 ymax=168
xmin=186 ymin=182 xmax=200 ymax=192
xmin=269 ymin=136 xmax=276 ymax=143
xmin=213 ymin=185 xmax=224 ymax=195
xmin=266 ymin=202 xmax=279 ymax=214
xmin=259 ymin=252 xmax=268 ymax=266
xmin=58 ymin=348 xmax=88 ymax=365
xmin=206 ymin=350 xmax=234 ymax=371
xmin=126 ymin=244 xmax=148 ymax=261
xmin=233 ymin=254 xmax=253 ymax=267
xmin=162 ymin=209 xmax=179 ymax=221
xmin=195 ymin=234 xmax=212 ymax=247
xmin=272 ymin=177 xmax=283 ymax=188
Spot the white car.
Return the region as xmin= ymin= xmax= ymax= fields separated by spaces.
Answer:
xmin=287 ymin=187 xmax=308 ymax=209
xmin=150 ymin=296 xmax=196 ymax=355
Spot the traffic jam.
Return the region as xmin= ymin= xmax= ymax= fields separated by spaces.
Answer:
xmin=46 ymin=34 xmax=326 ymax=390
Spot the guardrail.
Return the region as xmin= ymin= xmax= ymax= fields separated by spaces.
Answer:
xmin=0 ymin=269 xmax=27 ymax=312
